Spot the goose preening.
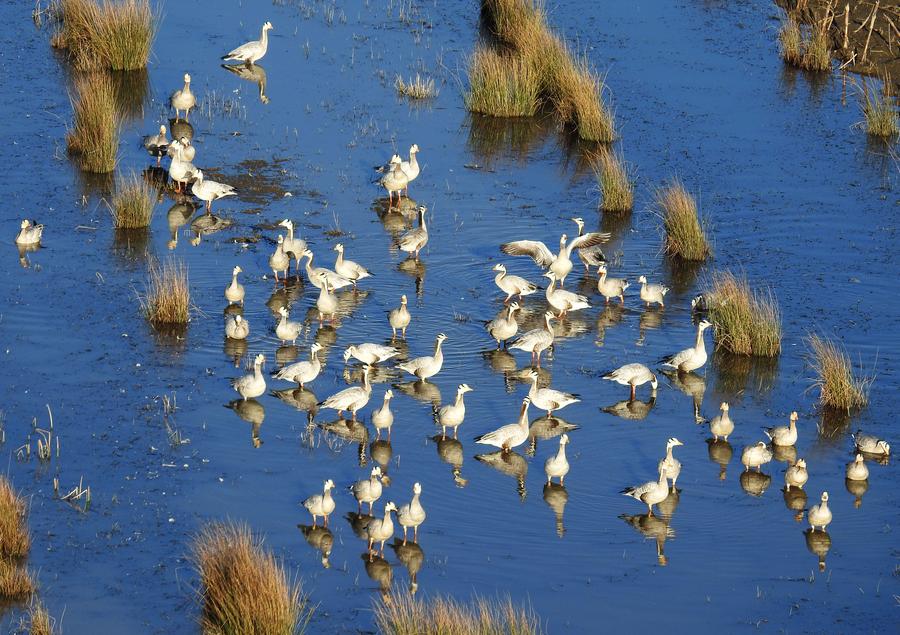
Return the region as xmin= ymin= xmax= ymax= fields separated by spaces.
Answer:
xmin=167 ymin=139 xmax=196 ymax=193
xmin=232 ymin=354 xmax=266 ymax=401
xmin=660 ymin=320 xmax=712 ymax=372
xmin=434 ymin=383 xmax=472 ymax=439
xmin=808 ymin=491 xmax=832 ymax=531
xmin=388 ymin=294 xmax=411 ymax=339
xmin=621 ymin=467 xmax=669 ymax=517
xmin=397 ymin=205 xmax=429 ymax=260
xmin=192 ymin=169 xmax=236 ymax=213
xmin=269 ymin=235 xmax=290 ymax=281
xmin=785 ymin=458 xmax=809 ymax=490
xmin=225 ymin=314 xmax=249 ymax=340
xmin=527 ymin=370 xmax=579 ymax=416
xmin=486 ymin=302 xmax=521 ymax=349
xmin=509 ymin=311 xmax=555 ymax=368
xmin=334 ymin=243 xmax=373 ymax=286
xmin=741 ymin=441 xmax=773 ymax=471
xmin=319 ymin=364 xmax=372 ymax=420
xmin=501 ymin=231 xmax=610 ymax=288
xmin=602 ymin=363 xmax=658 ymax=401
xmin=571 ymin=218 xmax=607 ymax=270
xmin=222 ymin=21 xmax=273 ymax=65
xmin=344 ymin=343 xmax=400 ymax=365
xmin=15 ymin=219 xmax=43 ymax=246
xmin=364 ymin=501 xmax=397 ymax=560
xmin=302 ymin=479 xmax=335 ymax=527
xmin=273 ymin=343 xmax=323 ymax=388
xmin=380 ymin=156 xmax=409 ymax=206
xmin=398 ymin=333 xmax=446 ymax=380
xmin=397 ymin=482 xmax=426 ymax=545
xmin=544 ymin=433 xmax=570 ymax=485
xmin=638 ymin=275 xmax=669 ymax=308
xmin=301 ymin=249 xmax=353 ymax=290
xmin=143 ymin=125 xmax=168 ymax=165
xmin=544 ymin=271 xmax=590 ymax=317
xmin=225 ymin=266 xmax=245 ymax=305
xmin=846 ymin=454 xmax=869 ymax=481
xmin=492 ymin=264 xmax=538 ymax=304
xmin=371 ymin=390 xmax=394 ymax=440
xmin=764 ymin=411 xmax=799 ymax=447
xmin=475 ymin=397 xmax=531 ymax=452
xmin=852 ymin=431 xmax=890 ymax=456
xmin=276 ymin=306 xmax=301 ymax=345
xmin=170 ymin=73 xmax=196 ymax=121
xmin=596 ymin=264 xmax=629 ymax=305
xmin=708 ymin=402 xmax=734 ymax=441
xmin=278 ymin=219 xmax=307 ymax=270
xmin=349 ymin=466 xmax=384 ymax=514
xmin=658 ymin=438 xmax=684 ymax=489
xmin=168 ymin=135 xmax=195 ymax=162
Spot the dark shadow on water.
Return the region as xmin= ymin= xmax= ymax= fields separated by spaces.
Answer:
xmin=777 ymin=64 xmax=830 ymax=104
xmin=783 ymin=486 xmax=807 ymax=523
xmin=619 ymin=511 xmax=673 ymax=566
xmin=390 ymin=538 xmax=424 ymax=595
xmin=465 ymin=113 xmax=553 ymax=169
xmin=73 ymin=165 xmax=114 ymax=200
xmin=845 ymin=477 xmax=868 ymax=508
xmin=599 ymin=210 xmax=633 ymax=249
xmin=600 ymin=396 xmax=657 ymax=421
xmin=711 ymin=350 xmax=779 ymax=400
xmin=430 ymin=434 xmax=466 ymax=487
xmin=816 ymin=407 xmax=852 ymax=445
xmin=662 ymin=256 xmax=704 ymax=299
xmin=148 ymin=322 xmax=188 ymax=353
xmin=112 ymin=228 xmax=154 ymax=266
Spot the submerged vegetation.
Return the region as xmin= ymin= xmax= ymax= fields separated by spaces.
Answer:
xmin=142 ymin=260 xmax=191 ymax=325
xmin=858 ymin=78 xmax=899 ymax=138
xmin=66 ymin=72 xmax=119 ymax=173
xmin=52 ymin=0 xmax=156 ymax=71
xmin=374 ymin=591 xmax=542 ymax=635
xmin=395 ymin=74 xmax=438 ymax=100
xmin=591 ymin=148 xmax=633 ymax=213
xmin=806 ymin=334 xmax=870 ymax=410
xmin=111 ymin=170 xmax=155 ymax=228
xmin=656 ymin=180 xmax=711 ymax=261
xmin=704 ymin=271 xmax=782 ymax=357
xmin=193 ymin=522 xmax=312 ymax=635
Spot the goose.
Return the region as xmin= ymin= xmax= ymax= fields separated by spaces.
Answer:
xmin=571 ymin=218 xmax=607 ymax=270
xmin=231 ymin=354 xmax=266 ymax=400
xmin=167 ymin=135 xmax=195 ymax=162
xmin=399 ymin=144 xmax=420 ymax=195
xmin=397 ymin=205 xmax=429 ymax=260
xmin=708 ymin=402 xmax=734 ymax=441
xmin=275 ymin=306 xmax=301 ymax=345
xmin=225 ymin=314 xmax=249 ymax=340
xmin=388 ymin=294 xmax=411 ymax=339
xmin=333 ymin=243 xmax=373 ymax=286
xmin=658 ymin=438 xmax=684 ymax=488
xmin=596 ymin=264 xmax=629 ymax=304
xmin=543 ymin=271 xmax=590 ymax=317
xmin=434 ymin=384 xmax=472 ymax=439
xmin=319 ymin=364 xmax=372 ymax=419
xmin=764 ymin=411 xmax=799 ymax=447
xmin=380 ymin=156 xmax=408 ymax=206
xmin=846 ymin=454 xmax=869 ymax=481
xmin=225 ymin=266 xmax=245 ymax=305
xmin=344 ymin=343 xmax=400 ymax=365
xmin=501 ymin=230 xmax=610 ymax=287
xmin=852 ymin=431 xmax=890 ymax=456
xmin=192 ymin=169 xmax=236 ymax=213
xmin=638 ymin=275 xmax=669 ymax=308
xmin=492 ymin=263 xmax=538 ymax=304
xmin=143 ymin=125 xmax=168 ymax=165
xmin=509 ymin=311 xmax=555 ymax=367
xmin=302 ymin=479 xmax=335 ymax=527
xmin=741 ymin=441 xmax=773 ymax=471
xmin=622 ymin=467 xmax=669 ymax=516
xmin=315 ymin=273 xmax=339 ymax=323
xmin=660 ymin=320 xmax=712 ymax=372
xmin=167 ymin=139 xmax=196 ymax=193
xmin=691 ymin=294 xmax=709 ymax=312
xmin=15 ymin=220 xmax=43 ymax=246
xmin=273 ymin=343 xmax=322 ymax=387
xmin=785 ymin=458 xmax=809 ymax=490
xmin=269 ymin=235 xmax=290 ymax=281
xmin=475 ymin=397 xmax=531 ymax=452
xmin=397 ymin=482 xmax=426 ymax=544
xmin=486 ymin=302 xmax=520 ymax=348
xmin=808 ymin=491 xmax=832 ymax=531
xmin=364 ymin=501 xmax=397 ymax=559
xmin=602 ymin=363 xmax=657 ymax=401
xmin=301 ymin=249 xmax=353 ymax=290
xmin=398 ymin=333 xmax=446 ymax=379
xmin=278 ymin=219 xmax=307 ymax=270
xmin=222 ymin=21 xmax=273 ymax=65
xmin=349 ymin=466 xmax=384 ymax=514
xmin=372 ymin=390 xmax=394 ymax=440
xmin=527 ymin=370 xmax=579 ymax=416
xmin=170 ymin=73 xmax=196 ymax=121
xmin=544 ymin=433 xmax=570 ymax=485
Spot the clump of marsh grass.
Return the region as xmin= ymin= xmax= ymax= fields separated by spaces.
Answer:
xmin=778 ymin=15 xmax=831 ymax=72
xmin=655 ymin=180 xmax=711 ymax=261
xmin=193 ymin=522 xmax=312 ymax=635
xmin=801 ymin=24 xmax=831 ymax=72
xmin=550 ymin=52 xmax=615 ymax=143
xmin=465 ymin=47 xmax=540 ymax=117
xmin=590 ymin=148 xmax=633 ymax=213
xmin=110 ymin=170 xmax=155 ymax=228
xmin=778 ymin=17 xmax=803 ymax=66
xmin=27 ymin=600 xmax=55 ymax=635
xmin=858 ymin=78 xmax=899 ymax=138
xmin=704 ymin=271 xmax=781 ymax=357
xmin=66 ymin=72 xmax=119 ymax=173
xmin=0 ymin=477 xmax=31 ymax=559
xmin=806 ymin=334 xmax=870 ymax=411
xmin=0 ymin=559 xmax=35 ymax=599
xmin=53 ymin=0 xmax=156 ymax=70
xmin=374 ymin=590 xmax=542 ymax=635
xmin=142 ymin=260 xmax=191 ymax=325
xmin=395 ymin=74 xmax=438 ymax=99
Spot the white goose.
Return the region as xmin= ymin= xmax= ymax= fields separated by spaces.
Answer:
xmin=543 ymin=271 xmax=590 ymax=317
xmin=621 ymin=467 xmax=669 ymax=516
xmin=364 ymin=501 xmax=397 ymax=559
xmin=301 ymin=249 xmax=353 ymax=290
xmin=602 ymin=363 xmax=657 ymax=401
xmin=372 ymin=390 xmax=394 ymax=440
xmin=785 ymin=458 xmax=809 ymax=490
xmin=192 ymin=169 xmax=236 ymax=213
xmin=741 ymin=441 xmax=773 ymax=471
xmin=527 ymin=370 xmax=579 ymax=416
xmin=571 ymin=218 xmax=607 ymax=270
xmin=399 ymin=144 xmax=420 ymax=195
xmin=500 ymin=229 xmax=609 ymax=287
xmin=15 ymin=220 xmax=43 ymax=246
xmin=658 ymin=438 xmax=684 ymax=488
xmin=486 ymin=302 xmax=520 ymax=348
xmin=269 ymin=235 xmax=290 ymax=281
xmin=638 ymin=275 xmax=669 ymax=307
xmin=222 ymin=21 xmax=273 ymax=65
xmin=225 ymin=266 xmax=245 ymax=305
xmin=143 ymin=125 xmax=168 ymax=165
xmin=273 ymin=343 xmax=322 ymax=387
xmin=167 ymin=139 xmax=196 ymax=193
xmin=380 ymin=156 xmax=409 ymax=206
xmin=544 ymin=433 xmax=570 ymax=485
xmin=349 ymin=466 xmax=384 ymax=513
xmin=333 ymin=243 xmax=372 ymax=286
xmin=435 ymin=384 xmax=473 ymax=439
xmin=475 ymin=397 xmax=531 ymax=452
xmin=275 ymin=306 xmax=301 ymax=345
xmin=278 ymin=219 xmax=307 ymax=270
xmin=388 ymin=294 xmax=411 ymax=339
xmin=492 ymin=263 xmax=538 ymax=304
xmin=397 ymin=482 xmax=426 ymax=544
xmin=170 ymin=73 xmax=196 ymax=121
xmin=343 ymin=343 xmax=400 ymax=365
xmin=397 ymin=205 xmax=429 ymax=260
xmin=302 ymin=479 xmax=335 ymax=527
xmin=398 ymin=333 xmax=446 ymax=380
xmin=846 ymin=454 xmax=869 ymax=481
xmin=708 ymin=402 xmax=734 ymax=441
xmin=509 ymin=311 xmax=555 ymax=368
xmin=808 ymin=492 xmax=832 ymax=531
xmin=225 ymin=314 xmax=249 ymax=340
xmin=852 ymin=431 xmax=890 ymax=456
xmin=319 ymin=364 xmax=372 ymax=420
xmin=315 ymin=273 xmax=339 ymax=323
xmin=660 ymin=320 xmax=712 ymax=372
xmin=764 ymin=411 xmax=799 ymax=447
xmin=167 ymin=135 xmax=195 ymax=162
xmin=597 ymin=264 xmax=629 ymax=304
xmin=231 ymin=354 xmax=266 ymax=401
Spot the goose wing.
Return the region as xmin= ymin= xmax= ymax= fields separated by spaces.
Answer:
xmin=568 ymin=232 xmax=611 ymax=250
xmin=500 ymin=240 xmax=554 ymax=267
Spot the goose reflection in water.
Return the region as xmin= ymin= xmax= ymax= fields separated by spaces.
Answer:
xmin=275 ymin=344 xmax=299 ymax=366
xmin=739 ymin=469 xmax=772 ymax=497
xmin=397 ymin=256 xmax=426 ymax=297
xmin=393 ymin=379 xmax=442 ymax=408
xmin=361 ymin=551 xmax=393 ymax=596
xmin=660 ymin=368 xmax=706 ymax=423
xmin=370 ymin=439 xmax=393 ymax=483
xmin=620 ymin=512 xmax=675 ymax=566
xmin=266 ymin=279 xmax=303 ymax=318
xmin=391 ymin=538 xmax=425 ymax=595
xmin=845 ymin=477 xmax=868 ymax=508
xmin=225 ymin=398 xmax=264 ymax=447
xmin=595 ymin=302 xmax=626 ymax=346
xmin=600 ymin=395 xmax=657 ymax=421
xmin=17 ymin=242 xmax=40 ymax=269
xmin=317 ymin=416 xmax=369 ymax=466
xmin=298 ymin=523 xmax=333 ymax=569
xmin=475 ymin=450 xmax=528 ymax=501
xmin=166 ymin=200 xmax=197 ymax=249
xmin=637 ymin=307 xmax=663 ymax=346
xmin=430 ymin=435 xmax=467 ymax=487
xmin=223 ymin=335 xmax=248 ymax=367
xmin=705 ymin=438 xmax=733 ymax=481
xmin=527 ymin=415 xmax=578 ymax=457
xmin=804 ymin=528 xmax=831 ymax=571
xmin=270 ymin=386 xmax=319 ymax=422
xmin=783 ymin=486 xmax=808 ymax=522
xmin=222 ymin=62 xmax=269 ymax=103
xmin=543 ymin=483 xmax=568 ymax=538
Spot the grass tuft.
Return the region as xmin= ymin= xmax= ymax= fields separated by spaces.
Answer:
xmin=778 ymin=16 xmax=831 ymax=72
xmin=550 ymin=51 xmax=616 ymax=142
xmin=0 ymin=559 xmax=35 ymax=599
xmin=374 ymin=590 xmax=542 ymax=635
xmin=859 ymin=78 xmax=899 ymax=138
xmin=54 ymin=0 xmax=155 ymax=70
xmin=656 ymin=180 xmax=711 ymax=261
xmin=66 ymin=72 xmax=119 ymax=173
xmin=465 ymin=46 xmax=541 ymax=117
xmin=395 ymin=74 xmax=438 ymax=99
xmin=802 ymin=25 xmax=831 ymax=72
xmin=142 ymin=260 xmax=191 ymax=325
xmin=111 ymin=170 xmax=155 ymax=228
xmin=193 ymin=521 xmax=312 ymax=635
xmin=705 ymin=271 xmax=781 ymax=357
xmin=591 ymin=148 xmax=633 ymax=212
xmin=0 ymin=477 xmax=31 ymax=559
xmin=806 ymin=334 xmax=870 ymax=410
xmin=28 ymin=600 xmax=55 ymax=635
xmin=778 ymin=17 xmax=803 ymax=66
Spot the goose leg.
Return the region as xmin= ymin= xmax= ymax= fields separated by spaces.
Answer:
xmin=402 ymin=526 xmax=408 ymax=546
xmin=630 ymin=384 xmax=636 ymax=401
xmin=413 ymin=525 xmax=418 ymax=543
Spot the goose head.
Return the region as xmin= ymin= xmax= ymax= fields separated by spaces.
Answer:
xmin=278 ymin=219 xmax=293 ymax=230
xmin=492 ymin=263 xmax=506 ymax=273
xmin=543 ymin=310 xmax=555 ymax=325
xmin=159 ymin=124 xmax=167 ymax=135
xmin=410 ymin=143 xmax=419 ymax=154
xmin=384 ymin=501 xmax=397 ymax=514
xmin=638 ymin=275 xmax=648 ymax=284
xmin=698 ymin=319 xmax=712 ymax=331
xmin=323 ymin=479 xmax=334 ymax=491
xmin=542 ymin=271 xmax=557 ymax=281
xmin=854 ymin=453 xmax=864 ymax=464
xmin=310 ymin=343 xmax=323 ymax=354
xmin=20 ymin=220 xmax=30 ymax=229
xmin=389 ymin=154 xmax=401 ymax=165
xmin=435 ymin=333 xmax=447 ymax=344
xmin=263 ymin=21 xmax=274 ymax=31
xmin=720 ymin=402 xmax=730 ymax=412
xmin=278 ymin=306 xmax=289 ymax=318
xmin=508 ymin=301 xmax=520 ymax=312
xmin=412 ymin=482 xmax=422 ymax=495
xmin=254 ymin=353 xmax=265 ymax=365
xmin=416 ymin=205 xmax=427 ymax=216
xmin=458 ymin=383 xmax=473 ymax=395
xmin=400 ymin=294 xmax=408 ymax=305
xmin=559 ymin=233 xmax=568 ymax=246
xmin=232 ymin=265 xmax=242 ymax=275
xmin=342 ymin=346 xmax=356 ymax=362
xmin=666 ymin=437 xmax=684 ymax=449
xmin=371 ymin=466 xmax=383 ymax=478
xmin=560 ymin=433 xmax=570 ymax=445
xmin=571 ymin=217 xmax=584 ymax=232
xmin=183 ymin=73 xmax=191 ymax=84
xmin=876 ymin=440 xmax=891 ymax=454
xmin=383 ymin=389 xmax=393 ymax=401
xmin=234 ymin=315 xmax=243 ymax=324
xmin=193 ymin=169 xmax=205 ymax=183
xmin=301 ymin=248 xmax=314 ymax=260
xmin=520 ymin=396 xmax=531 ymax=413
xmin=795 ymin=458 xmax=807 ymax=469
xmin=333 ymin=243 xmax=344 ymax=253
xmin=820 ymin=491 xmax=829 ymax=503
xmin=597 ymin=264 xmax=608 ymax=274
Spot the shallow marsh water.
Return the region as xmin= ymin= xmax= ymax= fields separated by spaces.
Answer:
xmin=1 ymin=0 xmax=897 ymax=632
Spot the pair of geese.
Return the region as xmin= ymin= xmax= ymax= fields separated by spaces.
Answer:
xmin=378 ymin=145 xmax=421 ymax=205
xmin=621 ymin=437 xmax=685 ymax=516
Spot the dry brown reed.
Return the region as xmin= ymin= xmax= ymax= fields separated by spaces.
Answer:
xmin=395 ymin=74 xmax=438 ymax=99
xmin=111 ymin=170 xmax=155 ymax=228
xmin=806 ymin=334 xmax=870 ymax=410
xmin=778 ymin=17 xmax=803 ymax=66
xmin=465 ymin=46 xmax=541 ymax=117
xmin=0 ymin=477 xmax=31 ymax=559
xmin=141 ymin=260 xmax=191 ymax=325
xmin=53 ymin=0 xmax=155 ymax=70
xmin=591 ymin=148 xmax=633 ymax=213
xmin=193 ymin=521 xmax=312 ymax=635
xmin=778 ymin=15 xmax=831 ymax=72
xmin=0 ymin=559 xmax=35 ymax=599
xmin=705 ymin=271 xmax=782 ymax=357
xmin=859 ymin=78 xmax=899 ymax=138
xmin=28 ymin=600 xmax=55 ymax=635
xmin=66 ymin=72 xmax=119 ymax=173
xmin=656 ymin=180 xmax=711 ymax=261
